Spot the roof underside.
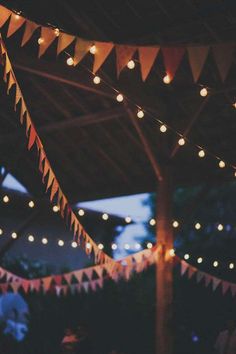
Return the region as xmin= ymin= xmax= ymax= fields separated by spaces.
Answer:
xmin=0 ymin=0 xmax=236 ymax=204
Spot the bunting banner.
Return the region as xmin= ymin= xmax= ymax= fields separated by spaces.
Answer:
xmin=0 ymin=5 xmax=234 ymax=81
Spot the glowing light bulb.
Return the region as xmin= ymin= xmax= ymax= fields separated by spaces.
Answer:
xmin=111 ymin=243 xmax=117 ymax=250
xmin=198 ymin=149 xmax=205 ymax=158
xmin=137 ymin=110 xmax=144 ymax=119
xmin=184 ymin=254 xmax=190 ymax=260
xmin=0 ymin=229 xmax=3 ymax=235
xmin=102 ymin=213 xmax=109 ymax=220
xmin=172 ymin=220 xmax=179 ymax=228
xmin=125 ymin=216 xmax=132 ymax=223
xmin=195 ymin=223 xmax=201 ymax=230
xmin=135 ymin=243 xmax=141 ymax=250
xmin=160 ymin=124 xmax=167 ymax=133
xmin=89 ymin=45 xmax=96 ymax=54
xmin=163 ymin=74 xmax=171 ymax=84
xmin=58 ymin=239 xmax=64 ymax=247
xmin=93 ymin=76 xmax=101 ymax=84
xmin=11 ymin=232 xmax=17 ymax=239
xmin=71 ymin=241 xmax=77 ymax=248
xmin=66 ymin=57 xmax=74 ymax=66
xmin=98 ymin=243 xmax=104 ymax=250
xmin=14 ymin=14 xmax=20 ymax=20
xmin=53 ymin=205 xmax=59 ymax=213
xmin=232 ymin=102 xmax=236 ymax=109
xmin=54 ymin=28 xmax=60 ymax=36
xmin=42 ymin=238 xmax=48 ymax=245
xmin=28 ymin=235 xmax=34 ymax=242
xmin=124 ymin=243 xmax=130 ymax=250
xmin=78 ymin=209 xmax=85 ymax=216
xmin=178 ymin=137 xmax=185 ymax=146
xmin=149 ymin=218 xmax=156 ymax=226
xmin=28 ymin=200 xmax=34 ymax=208
xmin=38 ymin=37 xmax=44 ymax=45
xmin=234 ymin=171 xmax=236 ymax=178
xmin=169 ymin=249 xmax=175 ymax=257
xmin=213 ymin=261 xmax=218 ymax=268
xmin=147 ymin=242 xmax=153 ymax=249
xmin=3 ymin=195 xmax=9 ymax=203
xmin=217 ymin=224 xmax=223 ymax=231
xmin=219 ymin=160 xmax=225 ymax=168
xmin=200 ymin=87 xmax=208 ymax=97
xmin=197 ymin=257 xmax=203 ymax=264
xmin=127 ymin=60 xmax=135 ymax=69
xmin=229 ymin=263 xmax=234 ymax=270
xmin=116 ymin=93 xmax=124 ymax=102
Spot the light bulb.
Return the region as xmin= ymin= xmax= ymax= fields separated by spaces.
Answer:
xmin=66 ymin=57 xmax=74 ymax=66
xmin=169 ymin=248 xmax=175 ymax=257
xmin=58 ymin=239 xmax=64 ymax=247
xmin=147 ymin=242 xmax=153 ymax=249
xmin=125 ymin=216 xmax=132 ymax=223
xmin=102 ymin=213 xmax=109 ymax=220
xmin=127 ymin=60 xmax=135 ymax=69
xmin=184 ymin=254 xmax=190 ymax=260
xmin=137 ymin=110 xmax=144 ymax=119
xmin=42 ymin=238 xmax=48 ymax=245
xmin=28 ymin=200 xmax=34 ymax=208
xmin=89 ymin=45 xmax=96 ymax=54
xmin=229 ymin=263 xmax=234 ymax=270
xmin=178 ymin=137 xmax=185 ymax=146
xmin=0 ymin=229 xmax=3 ymax=235
xmin=195 ymin=223 xmax=201 ymax=230
xmin=219 ymin=160 xmax=225 ymax=168
xmin=217 ymin=224 xmax=223 ymax=231
xmin=86 ymin=242 xmax=91 ymax=249
xmin=78 ymin=209 xmax=85 ymax=216
xmin=213 ymin=261 xmax=218 ymax=268
xmin=198 ymin=149 xmax=205 ymax=158
xmin=38 ymin=37 xmax=44 ymax=45
xmin=124 ymin=243 xmax=130 ymax=250
xmin=111 ymin=243 xmax=117 ymax=250
xmin=197 ymin=257 xmax=203 ymax=264
xmin=53 ymin=205 xmax=59 ymax=213
xmin=234 ymin=171 xmax=236 ymax=178
xmin=116 ymin=93 xmax=124 ymax=102
xmin=3 ymin=195 xmax=9 ymax=203
xmin=54 ymin=28 xmax=60 ymax=37
xmin=135 ymin=243 xmax=141 ymax=250
xmin=71 ymin=241 xmax=77 ymax=248
xmin=14 ymin=14 xmax=20 ymax=20
xmin=98 ymin=243 xmax=104 ymax=250
xmin=232 ymin=102 xmax=236 ymax=109
xmin=160 ymin=124 xmax=167 ymax=133
xmin=172 ymin=220 xmax=179 ymax=228
xmin=11 ymin=232 xmax=17 ymax=239
xmin=28 ymin=235 xmax=34 ymax=242
xmin=93 ymin=76 xmax=101 ymax=84
xmin=163 ymin=74 xmax=171 ymax=84
xmin=149 ymin=218 xmax=156 ymax=226
xmin=200 ymin=87 xmax=208 ymax=97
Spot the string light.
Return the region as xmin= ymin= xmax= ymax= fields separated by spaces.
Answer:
xmin=102 ymin=213 xmax=109 ymax=220
xmin=217 ymin=224 xmax=224 ymax=231
xmin=58 ymin=239 xmax=64 ymax=247
xmin=11 ymin=232 xmax=17 ymax=239
xmin=28 ymin=235 xmax=34 ymax=242
xmin=53 ymin=205 xmax=59 ymax=213
xmin=137 ymin=110 xmax=144 ymax=119
xmin=42 ymin=237 xmax=48 ymax=245
xmin=89 ymin=45 xmax=96 ymax=54
xmin=28 ymin=200 xmax=34 ymax=208
xmin=66 ymin=57 xmax=74 ymax=66
xmin=233 ymin=102 xmax=236 ymax=109
xmin=184 ymin=254 xmax=190 ymax=260
xmin=219 ymin=160 xmax=225 ymax=168
xmin=135 ymin=243 xmax=141 ymax=250
xmin=229 ymin=263 xmax=234 ymax=270
xmin=93 ymin=76 xmax=101 ymax=85
xmin=71 ymin=241 xmax=77 ymax=248
xmin=111 ymin=243 xmax=117 ymax=250
xmin=178 ymin=137 xmax=185 ymax=146
xmin=197 ymin=257 xmax=203 ymax=264
xmin=149 ymin=218 xmax=156 ymax=226
xmin=124 ymin=243 xmax=130 ymax=250
xmin=0 ymin=229 xmax=3 ymax=235
xmin=3 ymin=195 xmax=9 ymax=203
xmin=78 ymin=209 xmax=85 ymax=216
xmin=127 ymin=59 xmax=135 ymax=69
xmin=163 ymin=74 xmax=171 ymax=84
xmin=195 ymin=223 xmax=201 ymax=230
xmin=116 ymin=93 xmax=124 ymax=102
xmin=169 ymin=248 xmax=175 ymax=257
xmin=125 ymin=216 xmax=132 ymax=223
xmin=213 ymin=260 xmax=219 ymax=268
xmin=37 ymin=37 xmax=44 ymax=45
xmin=98 ymin=243 xmax=104 ymax=250
xmin=54 ymin=28 xmax=60 ymax=37
xmin=200 ymin=87 xmax=208 ymax=97
xmin=198 ymin=149 xmax=205 ymax=158
xmin=172 ymin=220 xmax=179 ymax=228
xmin=160 ymin=124 xmax=167 ymax=133
xmin=147 ymin=242 xmax=153 ymax=249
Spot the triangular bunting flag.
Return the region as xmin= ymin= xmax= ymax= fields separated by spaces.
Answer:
xmin=90 ymin=280 xmax=97 ymax=292
xmin=187 ymin=46 xmax=209 ymax=82
xmin=21 ymin=20 xmax=39 ymax=46
xmin=162 ymin=47 xmax=185 ymax=81
xmin=73 ymin=270 xmax=83 ymax=283
xmin=82 ymin=281 xmax=90 ymax=293
xmin=222 ymin=281 xmax=230 ymax=295
xmin=14 ymin=85 xmax=22 ymax=110
xmin=21 ymin=280 xmax=30 ymax=293
xmin=181 ymin=261 xmax=189 ymax=276
xmin=64 ymin=273 xmax=72 ymax=285
xmin=139 ymin=46 xmax=160 ymax=81
xmin=116 ymin=45 xmax=137 ymax=76
xmin=0 ymin=5 xmax=11 ymax=28
xmin=93 ymin=41 xmax=114 ymax=73
xmin=188 ymin=266 xmax=197 ymax=279
xmin=28 ymin=125 xmax=36 ymax=150
xmin=46 ymin=169 xmax=54 ymax=192
xmin=55 ymin=285 xmax=62 ymax=297
xmin=230 ymin=284 xmax=236 ymax=297
xmin=94 ymin=266 xmax=104 ymax=278
xmin=96 ymin=277 xmax=103 ymax=289
xmin=7 ymin=71 xmax=15 ymax=93
xmin=20 ymin=100 xmax=26 ymax=124
xmin=38 ymin=27 xmax=57 ymax=58
xmin=31 ymin=279 xmax=41 ymax=292
xmin=42 ymin=276 xmax=52 ymax=292
xmin=50 ymin=178 xmax=59 ymax=201
xmin=7 ymin=14 xmax=25 ymax=37
xmin=84 ymin=268 xmax=93 ymax=281
xmin=212 ymin=43 xmax=235 ymax=82
xmin=57 ymin=32 xmax=75 ymax=55
xmin=196 ymin=271 xmax=205 ymax=283
xmin=204 ymin=274 xmax=212 ymax=287
xmin=212 ymin=277 xmax=221 ymax=291
xmin=53 ymin=275 xmax=62 ymax=286
xmin=73 ymin=38 xmax=92 ymax=66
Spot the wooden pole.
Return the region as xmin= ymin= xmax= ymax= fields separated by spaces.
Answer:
xmin=156 ymin=166 xmax=174 ymax=354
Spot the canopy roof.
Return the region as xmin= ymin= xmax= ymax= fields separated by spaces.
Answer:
xmin=0 ymin=0 xmax=236 ymax=204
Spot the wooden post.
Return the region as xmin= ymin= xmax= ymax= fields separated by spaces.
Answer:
xmin=156 ymin=166 xmax=174 ymax=354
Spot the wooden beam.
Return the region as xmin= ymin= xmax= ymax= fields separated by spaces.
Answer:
xmin=126 ymin=105 xmax=163 ymax=182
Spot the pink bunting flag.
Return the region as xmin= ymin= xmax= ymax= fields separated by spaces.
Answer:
xmin=42 ymin=276 xmax=52 ymax=292
xmin=73 ymin=270 xmax=83 ymax=283
xmin=212 ymin=43 xmax=235 ymax=82
xmin=188 ymin=266 xmax=196 ymax=279
xmin=181 ymin=261 xmax=189 ymax=276
xmin=116 ymin=45 xmax=137 ymax=76
xmin=31 ymin=279 xmax=41 ymax=292
xmin=21 ymin=20 xmax=39 ymax=46
xmin=187 ymin=46 xmax=209 ymax=82
xmin=204 ymin=274 xmax=212 ymax=288
xmin=139 ymin=46 xmax=160 ymax=81
xmin=84 ymin=268 xmax=93 ymax=281
xmin=82 ymin=281 xmax=90 ymax=293
xmin=162 ymin=47 xmax=185 ymax=81
xmin=54 ymin=275 xmax=62 ymax=286
xmin=0 ymin=5 xmax=11 ymax=28
xmin=21 ymin=280 xmax=30 ymax=293
xmin=93 ymin=41 xmax=114 ymax=73
xmin=212 ymin=277 xmax=221 ymax=291
xmin=222 ymin=281 xmax=230 ymax=295
xmin=7 ymin=14 xmax=25 ymax=37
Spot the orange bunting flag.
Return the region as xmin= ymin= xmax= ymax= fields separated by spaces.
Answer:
xmin=7 ymin=14 xmax=25 ymax=37
xmin=93 ymin=41 xmax=114 ymax=73
xmin=46 ymin=169 xmax=54 ymax=191
xmin=212 ymin=43 xmax=235 ymax=82
xmin=38 ymin=27 xmax=57 ymax=58
xmin=42 ymin=276 xmax=52 ymax=292
xmin=50 ymin=178 xmax=59 ymax=201
xmin=28 ymin=125 xmax=36 ymax=150
xmin=73 ymin=38 xmax=92 ymax=65
xmin=21 ymin=20 xmax=39 ymax=46
xmin=187 ymin=46 xmax=209 ymax=82
xmin=14 ymin=85 xmax=22 ymax=110
xmin=57 ymin=32 xmax=75 ymax=55
xmin=7 ymin=71 xmax=15 ymax=93
xmin=116 ymin=45 xmax=137 ymax=76
xmin=0 ymin=5 xmax=11 ymax=28
xmin=138 ymin=46 xmax=160 ymax=81
xmin=20 ymin=100 xmax=26 ymax=124
xmin=162 ymin=47 xmax=185 ymax=82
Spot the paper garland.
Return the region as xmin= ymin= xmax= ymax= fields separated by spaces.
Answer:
xmin=0 ymin=5 xmax=235 ymax=82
